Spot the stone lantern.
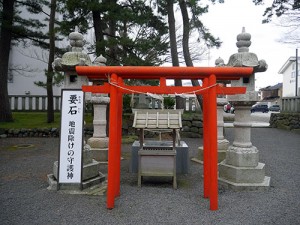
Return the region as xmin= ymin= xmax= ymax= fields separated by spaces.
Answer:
xmin=218 ymin=27 xmax=270 ymax=190
xmin=86 ymin=55 xmax=110 ymax=163
xmin=197 ymin=57 xmax=229 ymax=163
xmin=48 ymin=29 xmax=104 ymax=191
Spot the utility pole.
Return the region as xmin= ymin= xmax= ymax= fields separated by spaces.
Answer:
xmin=296 ymin=49 xmax=298 ymax=96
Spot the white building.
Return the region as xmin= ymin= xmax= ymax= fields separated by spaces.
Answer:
xmin=278 ymin=56 xmax=300 ymax=97
xmin=7 ymin=5 xmax=64 ymax=97
xmin=7 ymin=45 xmax=63 ymax=96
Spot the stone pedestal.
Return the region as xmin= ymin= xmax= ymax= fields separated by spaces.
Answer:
xmin=87 ymin=96 xmax=110 ymax=162
xmin=219 ymin=103 xmax=270 ymax=190
xmin=48 ymin=144 xmax=105 ymax=190
xmin=197 ymin=98 xmax=229 ymax=163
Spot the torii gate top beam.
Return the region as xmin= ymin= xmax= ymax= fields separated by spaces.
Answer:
xmin=76 ymin=66 xmax=253 ymax=80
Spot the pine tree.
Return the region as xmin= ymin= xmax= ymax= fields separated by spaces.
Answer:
xmin=0 ymin=0 xmax=61 ymax=122
xmin=179 ymin=0 xmax=222 ymax=111
xmin=0 ymin=0 xmax=15 ymax=122
xmin=58 ymin=0 xmax=169 ymax=66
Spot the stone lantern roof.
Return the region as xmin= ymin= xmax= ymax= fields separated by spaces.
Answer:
xmin=227 ymin=27 xmax=267 ymax=72
xmin=215 ymin=57 xmax=225 ymax=67
xmin=93 ymin=54 xmax=107 ymax=66
xmin=53 ymin=28 xmax=92 ymax=71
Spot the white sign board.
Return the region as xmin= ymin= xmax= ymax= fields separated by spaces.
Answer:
xmin=58 ymin=90 xmax=84 ymax=184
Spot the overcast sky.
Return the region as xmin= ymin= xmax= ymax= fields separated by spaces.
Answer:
xmin=197 ymin=0 xmax=297 ymax=90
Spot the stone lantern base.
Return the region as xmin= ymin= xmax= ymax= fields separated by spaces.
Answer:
xmin=47 ymin=144 xmax=105 ymax=191
xmin=197 ymin=139 xmax=229 ymax=163
xmin=218 ymin=162 xmax=270 ymax=191
xmin=218 ymin=103 xmax=270 ymax=190
xmin=87 ymin=137 xmax=109 ymax=162
xmin=196 ymin=98 xmax=229 ymax=163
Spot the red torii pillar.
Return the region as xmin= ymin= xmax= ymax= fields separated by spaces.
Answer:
xmin=76 ymin=66 xmax=253 ymax=211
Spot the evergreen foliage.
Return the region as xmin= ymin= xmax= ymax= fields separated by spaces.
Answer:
xmin=57 ymin=0 xmax=169 ymax=66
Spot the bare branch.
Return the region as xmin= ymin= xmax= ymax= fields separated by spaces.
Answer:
xmin=16 ymin=48 xmax=49 ymax=64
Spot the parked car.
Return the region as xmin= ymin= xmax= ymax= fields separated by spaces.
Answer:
xmin=250 ymin=104 xmax=269 ymax=113
xmin=268 ymin=105 xmax=280 ymax=112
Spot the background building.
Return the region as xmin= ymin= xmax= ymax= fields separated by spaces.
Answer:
xmin=279 ymin=56 xmax=300 ymax=97
xmin=259 ymin=83 xmax=282 ymax=106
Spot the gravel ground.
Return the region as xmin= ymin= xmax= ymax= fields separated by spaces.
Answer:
xmin=0 ymin=127 xmax=300 ymax=225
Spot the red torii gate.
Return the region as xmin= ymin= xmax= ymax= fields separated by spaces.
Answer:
xmin=76 ymin=66 xmax=253 ymax=211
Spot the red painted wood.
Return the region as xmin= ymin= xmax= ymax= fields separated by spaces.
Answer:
xmin=208 ymin=74 xmax=218 ymax=211
xmin=202 ymin=78 xmax=210 ymax=199
xmin=82 ymin=84 xmax=246 ymax=96
xmin=106 ymin=73 xmax=118 ymax=209
xmin=76 ymin=66 xmax=253 ymax=80
xmin=115 ymin=76 xmax=123 ymax=197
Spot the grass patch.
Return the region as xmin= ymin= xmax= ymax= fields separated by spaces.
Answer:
xmin=122 ymin=135 xmax=138 ymax=144
xmin=0 ymin=112 xmax=93 ymax=129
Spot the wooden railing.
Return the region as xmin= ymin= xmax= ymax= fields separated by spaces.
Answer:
xmin=282 ymin=96 xmax=300 ymax=113
xmin=9 ymin=95 xmax=61 ymax=111
xmin=8 ymin=95 xmax=197 ymax=112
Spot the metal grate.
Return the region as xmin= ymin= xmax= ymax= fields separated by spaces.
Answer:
xmin=142 ymin=146 xmax=173 ymax=151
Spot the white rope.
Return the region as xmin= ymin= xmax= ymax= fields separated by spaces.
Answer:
xmin=107 ymin=75 xmax=219 ymax=98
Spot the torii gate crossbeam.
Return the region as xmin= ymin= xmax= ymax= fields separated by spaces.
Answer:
xmin=76 ymin=66 xmax=253 ymax=211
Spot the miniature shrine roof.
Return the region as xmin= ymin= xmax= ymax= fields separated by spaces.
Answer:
xmin=132 ymin=109 xmax=183 ymax=129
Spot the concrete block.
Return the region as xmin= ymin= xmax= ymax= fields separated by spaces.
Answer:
xmin=90 ymin=148 xmax=108 ymax=162
xmin=47 ymin=174 xmax=57 ymax=190
xmin=225 ymin=145 xmax=259 ymax=167
xmin=82 ymin=160 xmax=101 ymax=181
xmin=87 ymin=137 xmax=109 ymax=148
xmin=219 ymin=161 xmax=265 ymax=183
xmin=218 ymin=176 xmax=271 ymax=191
xmin=197 ymin=146 xmax=227 ymax=163
xmin=53 ymin=159 xmax=100 ymax=181
xmin=218 ymin=139 xmax=229 ymax=150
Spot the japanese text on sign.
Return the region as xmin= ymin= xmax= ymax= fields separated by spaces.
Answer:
xmin=59 ymin=90 xmax=84 ymax=184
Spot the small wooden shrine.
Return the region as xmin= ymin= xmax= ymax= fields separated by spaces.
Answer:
xmin=133 ymin=109 xmax=183 ymax=189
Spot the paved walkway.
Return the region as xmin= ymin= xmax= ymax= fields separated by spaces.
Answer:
xmin=0 ymin=127 xmax=300 ymax=225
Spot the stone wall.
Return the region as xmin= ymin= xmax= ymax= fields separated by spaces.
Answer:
xmin=180 ymin=113 xmax=203 ymax=138
xmin=0 ymin=128 xmax=60 ymax=138
xmin=0 ymin=127 xmax=94 ymax=138
xmin=0 ymin=113 xmax=204 ymax=138
xmin=121 ymin=113 xmax=203 ymax=138
xmin=269 ymin=113 xmax=300 ymax=132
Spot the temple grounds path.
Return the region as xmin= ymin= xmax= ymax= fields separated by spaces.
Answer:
xmin=0 ymin=127 xmax=299 ymax=225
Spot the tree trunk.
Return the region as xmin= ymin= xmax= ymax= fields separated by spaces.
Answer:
xmin=107 ymin=0 xmax=118 ymax=65
xmin=0 ymin=0 xmax=15 ymax=122
xmin=92 ymin=10 xmax=105 ymax=56
xmin=179 ymin=0 xmax=203 ymax=112
xmin=166 ymin=0 xmax=184 ymax=109
xmin=46 ymin=0 xmax=56 ymax=123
